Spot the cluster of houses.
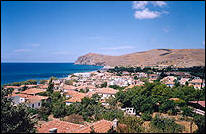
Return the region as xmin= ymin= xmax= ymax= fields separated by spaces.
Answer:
xmin=3 ymin=68 xmax=205 ymax=133
xmin=5 ymin=86 xmax=49 ymax=109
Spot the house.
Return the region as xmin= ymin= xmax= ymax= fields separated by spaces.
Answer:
xmin=179 ymin=78 xmax=190 ymax=85
xmin=95 ymin=88 xmax=118 ymax=100
xmin=53 ymin=80 xmax=61 ymax=85
xmin=65 ymin=97 xmax=83 ymax=106
xmin=71 ymin=119 xmax=114 ymax=133
xmin=160 ymin=76 xmax=177 ymax=87
xmin=37 ymin=119 xmax=84 ymax=133
xmin=38 ymin=84 xmax=48 ymax=89
xmin=10 ymin=93 xmax=48 ymax=109
xmin=37 ymin=119 xmax=115 ymax=133
xmin=121 ymin=107 xmax=136 ymax=116
xmin=74 ymin=72 xmax=91 ymax=77
xmin=189 ymin=78 xmax=205 ymax=89
xmin=188 ymin=101 xmax=205 ymax=115
xmin=149 ymin=74 xmax=159 ymax=81
xmin=165 ymin=81 xmax=175 ymax=87
xmin=64 ymin=90 xmax=85 ymax=99
xmin=64 ymin=91 xmax=86 ymax=106
xmin=63 ymin=85 xmax=77 ymax=92
xmin=21 ymin=88 xmax=46 ymax=96
xmin=4 ymin=85 xmax=22 ymax=91
xmin=122 ymin=71 xmax=130 ymax=75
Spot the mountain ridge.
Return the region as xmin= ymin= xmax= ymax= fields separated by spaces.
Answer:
xmin=75 ymin=49 xmax=205 ymax=67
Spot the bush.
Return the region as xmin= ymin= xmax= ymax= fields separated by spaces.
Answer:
xmin=65 ymin=80 xmax=73 ymax=85
xmin=141 ymin=112 xmax=152 ymax=121
xmin=40 ymin=80 xmax=48 ymax=84
xmin=150 ymin=114 xmax=184 ymax=133
xmin=181 ymin=106 xmax=193 ymax=117
xmin=62 ymin=114 xmax=84 ymax=124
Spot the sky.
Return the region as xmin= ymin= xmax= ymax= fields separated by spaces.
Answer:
xmin=1 ymin=1 xmax=205 ymax=62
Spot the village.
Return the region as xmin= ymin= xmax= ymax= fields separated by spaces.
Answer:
xmin=2 ymin=65 xmax=205 ymax=133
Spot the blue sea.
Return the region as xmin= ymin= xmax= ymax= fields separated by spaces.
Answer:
xmin=1 ymin=63 xmax=103 ymax=85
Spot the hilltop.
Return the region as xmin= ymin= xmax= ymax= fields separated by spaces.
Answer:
xmin=75 ymin=49 xmax=205 ymax=67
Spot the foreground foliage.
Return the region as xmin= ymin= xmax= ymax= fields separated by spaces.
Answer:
xmin=1 ymin=88 xmax=36 ymax=133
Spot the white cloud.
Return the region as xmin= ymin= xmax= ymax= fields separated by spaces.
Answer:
xmin=134 ymin=8 xmax=161 ymax=19
xmin=151 ymin=1 xmax=167 ymax=7
xmin=31 ymin=43 xmax=40 ymax=47
xmin=132 ymin=1 xmax=167 ymax=20
xmin=100 ymin=46 xmax=135 ymax=50
xmin=14 ymin=49 xmax=31 ymax=53
xmin=203 ymin=41 xmax=205 ymax=45
xmin=133 ymin=1 xmax=149 ymax=9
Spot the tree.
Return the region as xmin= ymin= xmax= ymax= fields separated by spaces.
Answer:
xmin=1 ymin=88 xmax=36 ymax=133
xmin=65 ymin=80 xmax=73 ymax=85
xmin=40 ymin=80 xmax=47 ymax=84
xmin=63 ymin=114 xmax=84 ymax=124
xmin=150 ymin=114 xmax=184 ymax=133
xmin=47 ymin=78 xmax=54 ymax=94
xmin=101 ymin=82 xmax=107 ymax=88
xmin=21 ymin=85 xmax=28 ymax=91
xmin=159 ymin=100 xmax=177 ymax=114
xmin=141 ymin=112 xmax=152 ymax=121
xmin=134 ymin=76 xmax=138 ymax=80
xmin=193 ymin=114 xmax=205 ymax=133
xmin=119 ymin=115 xmax=144 ymax=133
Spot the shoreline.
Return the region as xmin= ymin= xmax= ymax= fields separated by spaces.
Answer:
xmin=1 ymin=65 xmax=103 ymax=86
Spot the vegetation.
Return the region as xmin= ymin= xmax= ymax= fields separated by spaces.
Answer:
xmin=118 ymin=115 xmax=144 ymax=133
xmin=39 ymin=80 xmax=48 ymax=84
xmin=109 ymin=85 xmax=125 ymax=91
xmin=193 ymin=114 xmax=205 ymax=133
xmin=141 ymin=112 xmax=152 ymax=121
xmin=1 ymin=88 xmax=36 ymax=133
xmin=115 ymin=82 xmax=205 ymax=116
xmin=149 ymin=114 xmax=184 ymax=133
xmin=47 ymin=78 xmax=54 ymax=94
xmin=101 ymin=82 xmax=107 ymax=88
xmin=62 ymin=114 xmax=84 ymax=124
xmin=65 ymin=80 xmax=74 ymax=85
xmin=4 ymin=79 xmax=37 ymax=86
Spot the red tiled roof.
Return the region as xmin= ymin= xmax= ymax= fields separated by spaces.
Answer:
xmin=189 ymin=101 xmax=205 ymax=107
xmin=37 ymin=119 xmax=83 ymax=133
xmin=38 ymin=84 xmax=48 ymax=89
xmin=96 ymin=88 xmax=118 ymax=95
xmin=21 ymin=88 xmax=46 ymax=95
xmin=11 ymin=93 xmax=48 ymax=103
xmin=63 ymin=85 xmax=77 ymax=90
xmin=71 ymin=119 xmax=113 ymax=133
xmin=4 ymin=86 xmax=21 ymax=89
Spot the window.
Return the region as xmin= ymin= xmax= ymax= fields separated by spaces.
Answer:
xmin=32 ymin=104 xmax=34 ymax=108
xmin=38 ymin=103 xmax=40 ymax=106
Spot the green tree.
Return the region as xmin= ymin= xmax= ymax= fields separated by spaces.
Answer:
xmin=119 ymin=115 xmax=144 ymax=133
xmin=193 ymin=114 xmax=205 ymax=133
xmin=1 ymin=88 xmax=36 ymax=133
xmin=65 ymin=80 xmax=73 ymax=85
xmin=40 ymin=80 xmax=48 ymax=84
xmin=141 ymin=112 xmax=152 ymax=121
xmin=101 ymin=82 xmax=107 ymax=88
xmin=47 ymin=78 xmax=54 ymax=94
xmin=150 ymin=114 xmax=184 ymax=133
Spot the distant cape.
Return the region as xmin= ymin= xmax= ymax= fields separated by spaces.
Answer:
xmin=75 ymin=49 xmax=205 ymax=67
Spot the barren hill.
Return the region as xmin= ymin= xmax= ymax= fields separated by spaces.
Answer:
xmin=74 ymin=49 xmax=205 ymax=67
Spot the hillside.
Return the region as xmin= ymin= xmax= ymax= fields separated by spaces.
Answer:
xmin=74 ymin=49 xmax=205 ymax=67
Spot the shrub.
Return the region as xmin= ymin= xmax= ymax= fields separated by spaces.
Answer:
xmin=150 ymin=114 xmax=184 ymax=133
xmin=141 ymin=112 xmax=152 ymax=121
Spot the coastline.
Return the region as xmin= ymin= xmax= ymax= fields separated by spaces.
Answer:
xmin=1 ymin=63 xmax=103 ymax=85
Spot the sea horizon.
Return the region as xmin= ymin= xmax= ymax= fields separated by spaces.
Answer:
xmin=1 ymin=63 xmax=103 ymax=85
